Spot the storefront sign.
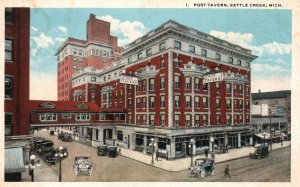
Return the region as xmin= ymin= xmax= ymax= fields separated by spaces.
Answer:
xmin=120 ymin=75 xmax=138 ymax=85
xmin=203 ymin=72 xmax=224 ymax=83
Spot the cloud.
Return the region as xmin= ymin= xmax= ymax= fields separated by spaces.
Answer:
xmin=97 ymin=15 xmax=146 ymax=46
xmin=30 ymin=72 xmax=57 ymax=100
xmin=209 ymin=30 xmax=291 ymax=56
xmin=55 ymin=37 xmax=66 ymax=43
xmin=31 ymin=48 xmax=38 ymax=56
xmin=31 ymin=26 xmax=38 ymax=32
xmin=251 ymin=63 xmax=289 ymax=74
xmin=33 ymin=32 xmax=54 ymax=48
xmin=58 ymin=26 xmax=68 ymax=34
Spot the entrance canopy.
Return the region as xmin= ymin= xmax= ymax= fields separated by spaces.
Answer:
xmin=5 ymin=147 xmax=25 ymax=173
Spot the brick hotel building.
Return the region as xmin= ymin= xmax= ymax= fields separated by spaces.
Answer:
xmin=54 ymin=17 xmax=258 ymax=158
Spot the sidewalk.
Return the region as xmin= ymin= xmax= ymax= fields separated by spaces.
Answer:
xmin=120 ymin=141 xmax=291 ymax=172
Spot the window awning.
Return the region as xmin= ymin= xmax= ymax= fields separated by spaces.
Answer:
xmin=5 ymin=147 xmax=25 ymax=173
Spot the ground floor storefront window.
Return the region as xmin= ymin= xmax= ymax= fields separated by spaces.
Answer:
xmin=135 ymin=134 xmax=144 ymax=152
xmin=228 ymin=133 xmax=238 ymax=149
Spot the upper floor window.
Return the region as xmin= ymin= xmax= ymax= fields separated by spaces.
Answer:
xmin=189 ymin=45 xmax=195 ymax=53
xmin=91 ymin=77 xmax=96 ymax=82
xmin=195 ymin=78 xmax=200 ymax=90
xmin=76 ymin=113 xmax=90 ymax=121
xmin=5 ymin=8 xmax=13 ymax=23
xmin=237 ymin=60 xmax=242 ymax=66
xmin=128 ymin=57 xmax=132 ymax=63
xmin=5 ymin=113 xmax=12 ymax=136
xmin=146 ymin=48 xmax=152 ymax=56
xmin=5 ymin=77 xmax=13 ymax=99
xmin=226 ymin=99 xmax=231 ymax=109
xmin=185 ymin=96 xmax=191 ymax=108
xmin=175 ymin=95 xmax=180 ymax=108
xmin=185 ymin=115 xmax=191 ymax=126
xmin=203 ymin=97 xmax=208 ymax=108
xmin=215 ymin=53 xmax=221 ymax=60
xmin=216 ymin=82 xmax=220 ymax=92
xmin=160 ymin=95 xmax=165 ymax=108
xmin=185 ymin=77 xmax=191 ymax=90
xmin=216 ymin=98 xmax=220 ymax=109
xmin=149 ymin=97 xmax=155 ymax=108
xmin=138 ymin=52 xmax=142 ymax=59
xmin=245 ymin=62 xmax=250 ymax=67
xmin=78 ymin=49 xmax=83 ymax=56
xmin=175 ymin=58 xmax=180 ymax=67
xmin=160 ymin=59 xmax=165 ymax=68
xmin=226 ymin=83 xmax=231 ymax=93
xmin=159 ymin=42 xmax=166 ymax=50
xmin=201 ymin=49 xmax=207 ymax=56
xmin=73 ymin=48 xmax=77 ymax=55
xmin=228 ymin=57 xmax=233 ymax=64
xmin=195 ymin=96 xmax=200 ymax=108
xmin=174 ymin=76 xmax=180 ymax=89
xmin=5 ymin=39 xmax=13 ymax=61
xmin=142 ymin=79 xmax=146 ymax=91
xmin=149 ymin=78 xmax=155 ymax=91
xmin=174 ymin=41 xmax=181 ymax=49
xmin=40 ymin=113 xmax=57 ymax=122
xmin=160 ymin=76 xmax=165 ymax=89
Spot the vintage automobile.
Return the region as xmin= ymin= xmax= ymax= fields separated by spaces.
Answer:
xmin=188 ymin=158 xmax=215 ymax=178
xmin=73 ymin=156 xmax=93 ymax=176
xmin=57 ymin=133 xmax=65 ymax=140
xmin=108 ymin=146 xmax=118 ymax=158
xmin=38 ymin=141 xmax=54 ymax=154
xmin=97 ymin=144 xmax=108 ymax=156
xmin=49 ymin=130 xmax=55 ymax=135
xmin=44 ymin=151 xmax=58 ymax=165
xmin=61 ymin=134 xmax=72 ymax=142
xmin=250 ymin=145 xmax=269 ymax=159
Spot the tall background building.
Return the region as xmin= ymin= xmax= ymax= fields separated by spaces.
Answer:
xmin=56 ymin=14 xmax=124 ymax=101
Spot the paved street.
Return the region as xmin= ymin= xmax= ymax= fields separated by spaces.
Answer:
xmin=32 ymin=129 xmax=290 ymax=182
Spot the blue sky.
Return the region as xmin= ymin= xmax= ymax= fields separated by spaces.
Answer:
xmin=30 ymin=8 xmax=291 ymax=100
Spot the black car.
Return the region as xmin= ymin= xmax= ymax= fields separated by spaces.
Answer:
xmin=97 ymin=145 xmax=108 ymax=156
xmin=108 ymin=146 xmax=118 ymax=158
xmin=57 ymin=133 xmax=65 ymax=140
xmin=61 ymin=134 xmax=72 ymax=142
xmin=250 ymin=145 xmax=269 ymax=159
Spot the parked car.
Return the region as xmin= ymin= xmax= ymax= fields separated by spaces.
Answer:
xmin=97 ymin=144 xmax=108 ymax=156
xmin=250 ymin=145 xmax=269 ymax=159
xmin=108 ymin=146 xmax=118 ymax=158
xmin=39 ymin=141 xmax=54 ymax=154
xmin=49 ymin=130 xmax=55 ymax=135
xmin=188 ymin=158 xmax=215 ymax=178
xmin=61 ymin=134 xmax=72 ymax=142
xmin=44 ymin=151 xmax=58 ymax=165
xmin=73 ymin=156 xmax=93 ymax=176
xmin=57 ymin=133 xmax=65 ymax=140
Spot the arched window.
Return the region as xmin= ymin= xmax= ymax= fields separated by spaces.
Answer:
xmin=117 ymin=130 xmax=123 ymax=141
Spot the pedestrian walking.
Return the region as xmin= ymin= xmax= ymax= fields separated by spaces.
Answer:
xmin=224 ymin=164 xmax=230 ymax=178
xmin=118 ymin=146 xmax=121 ymax=155
xmin=211 ymin=152 xmax=215 ymax=160
xmin=155 ymin=150 xmax=159 ymax=161
xmin=204 ymin=148 xmax=209 ymax=157
xmin=166 ymin=150 xmax=168 ymax=160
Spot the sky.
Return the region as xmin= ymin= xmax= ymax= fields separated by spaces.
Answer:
xmin=30 ymin=8 xmax=292 ymax=100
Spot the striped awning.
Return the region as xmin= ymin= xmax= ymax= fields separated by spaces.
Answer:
xmin=5 ymin=147 xmax=25 ymax=173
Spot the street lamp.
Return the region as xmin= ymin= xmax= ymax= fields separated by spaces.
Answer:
xmin=149 ymin=138 xmax=156 ymax=165
xmin=188 ymin=138 xmax=195 ymax=167
xmin=263 ymin=132 xmax=266 ymax=146
xmin=55 ymin=146 xmax=68 ymax=182
xmin=25 ymin=154 xmax=40 ymax=182
xmin=210 ymin=137 xmax=215 ymax=153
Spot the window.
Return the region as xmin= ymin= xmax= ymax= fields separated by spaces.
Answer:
xmin=138 ymin=52 xmax=142 ymax=59
xmin=40 ymin=113 xmax=57 ymax=122
xmin=78 ymin=49 xmax=83 ymax=56
xmin=160 ymin=114 xmax=165 ymax=125
xmin=91 ymin=77 xmax=96 ymax=82
xmin=203 ymin=83 xmax=208 ymax=91
xmin=136 ymin=115 xmax=140 ymax=123
xmin=215 ymin=53 xmax=221 ymax=60
xmin=216 ymin=98 xmax=220 ymax=109
xmin=240 ymin=100 xmax=243 ymax=109
xmin=142 ymin=79 xmax=146 ymax=91
xmin=185 ymin=96 xmax=191 ymax=108
xmin=62 ymin=113 xmax=71 ymax=119
xmin=5 ymin=8 xmax=13 ymax=23
xmin=160 ymin=95 xmax=165 ymax=108
xmin=175 ymin=115 xmax=180 ymax=125
xmin=5 ymin=39 xmax=13 ymax=61
xmin=149 ymin=97 xmax=155 ymax=108
xmin=240 ymin=85 xmax=243 ymax=94
xmin=73 ymin=48 xmax=77 ymax=55
xmin=149 ymin=115 xmax=155 ymax=125
xmin=240 ymin=115 xmax=243 ymax=124
xmin=146 ymin=48 xmax=152 ymax=56
xmin=203 ymin=97 xmax=208 ymax=108
xmin=142 ymin=97 xmax=146 ymax=108
xmin=228 ymin=57 xmax=233 ymax=64
xmin=136 ymin=98 xmax=140 ymax=108
xmin=186 ymin=115 xmax=191 ymax=126
xmin=174 ymin=76 xmax=180 ymax=89
xmin=5 ymin=77 xmax=13 ymax=99
xmin=216 ymin=82 xmax=220 ymax=92
xmin=203 ymin=115 xmax=207 ymax=125
xmin=234 ymin=99 xmax=238 ymax=109
xmin=160 ymin=76 xmax=165 ymax=89
xmin=117 ymin=131 xmax=123 ymax=141
xmin=195 ymin=96 xmax=200 ymax=108
xmin=160 ymin=59 xmax=165 ymax=68
xmin=143 ymin=115 xmax=147 ymax=124
xmin=234 ymin=84 xmax=237 ymax=93
xmin=175 ymin=95 xmax=180 ymax=107
xmin=195 ymin=78 xmax=200 ymax=90
xmin=217 ymin=114 xmax=221 ymax=124
xmin=189 ymin=45 xmax=195 ymax=53
xmin=226 ymin=83 xmax=231 ymax=93
xmin=128 ymin=57 xmax=132 ymax=63
xmin=174 ymin=41 xmax=181 ymax=49
xmin=5 ymin=113 xmax=12 ymax=136
xmin=234 ymin=115 xmax=238 ymax=124
xmin=149 ymin=79 xmax=155 ymax=91
xmin=185 ymin=77 xmax=191 ymax=90
xmin=195 ymin=114 xmax=200 ymax=125
xmin=159 ymin=42 xmax=166 ymax=50
xmin=128 ymin=114 xmax=132 ymax=123
xmin=226 ymin=114 xmax=231 ymax=125
xmin=175 ymin=58 xmax=180 ymax=67
xmin=201 ymin=49 xmax=207 ymax=56
xmin=76 ymin=113 xmax=90 ymax=121
xmin=237 ymin=60 xmax=242 ymax=66
xmin=226 ymin=99 xmax=231 ymax=109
